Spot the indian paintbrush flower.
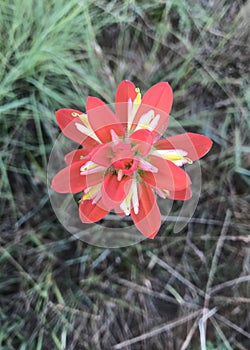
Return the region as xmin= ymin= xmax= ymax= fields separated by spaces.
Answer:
xmin=51 ymin=80 xmax=212 ymax=238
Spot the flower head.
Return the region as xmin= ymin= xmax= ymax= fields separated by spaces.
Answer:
xmin=51 ymin=80 xmax=212 ymax=238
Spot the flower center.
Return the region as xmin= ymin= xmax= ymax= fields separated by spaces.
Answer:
xmin=113 ymin=158 xmax=139 ymax=175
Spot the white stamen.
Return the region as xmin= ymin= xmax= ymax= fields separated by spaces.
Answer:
xmin=84 ymin=187 xmax=91 ymax=193
xmin=157 ymin=149 xmax=188 ymax=157
xmin=120 ymin=198 xmax=130 ymax=216
xmin=137 ymin=110 xmax=154 ymax=129
xmin=110 ymin=129 xmax=119 ymax=144
xmin=139 ymin=159 xmax=158 ymax=173
xmin=127 ymin=97 xmax=136 ymax=131
xmin=131 ymin=180 xmax=139 ymax=214
xmin=82 ymin=184 xmax=101 ymax=201
xmin=120 ymin=183 xmax=134 ymax=216
xmin=80 ymin=161 xmax=96 ymax=171
xmin=117 ymin=169 xmax=123 ymax=181
xmin=80 ymin=161 xmax=105 ymax=175
xmin=80 ymin=167 xmax=104 ymax=175
xmin=172 ymin=159 xmax=188 ymax=166
xmin=92 ymin=191 xmax=102 ymax=204
xmin=75 ymin=122 xmax=100 ymax=142
xmin=148 ymin=114 xmax=160 ymax=131
xmin=75 ymin=122 xmax=90 ymax=135
xmin=151 ymin=149 xmax=189 ymax=166
xmin=155 ymin=187 xmax=166 ymax=199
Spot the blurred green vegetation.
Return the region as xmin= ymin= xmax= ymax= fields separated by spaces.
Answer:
xmin=0 ymin=0 xmax=249 ymax=349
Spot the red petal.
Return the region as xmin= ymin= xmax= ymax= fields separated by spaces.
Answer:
xmin=79 ymin=198 xmax=109 ymax=223
xmin=56 ymin=109 xmax=99 ymax=149
xmin=168 ymin=187 xmax=192 ymax=200
xmin=86 ymin=97 xmax=125 ymax=143
xmin=90 ymin=143 xmax=113 ymax=167
xmin=115 ymin=80 xmax=137 ymax=126
xmin=51 ymin=161 xmax=104 ymax=194
xmin=155 ymin=133 xmax=213 ymax=161
xmin=141 ymin=155 xmax=191 ymax=191
xmin=51 ymin=161 xmax=86 ymax=193
xmin=129 ymin=129 xmax=154 ymax=156
xmin=131 ymin=182 xmax=161 ymax=238
xmin=133 ymin=82 xmax=173 ymax=135
xmin=102 ymin=173 xmax=132 ymax=210
xmin=64 ymin=149 xmax=90 ymax=165
xmin=141 ymin=82 xmax=173 ymax=115
xmin=84 ymin=171 xmax=105 ymax=189
xmin=140 ymin=171 xmax=157 ymax=187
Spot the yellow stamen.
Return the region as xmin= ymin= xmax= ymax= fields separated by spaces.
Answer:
xmin=164 ymin=154 xmax=193 ymax=165
xmin=82 ymin=186 xmax=99 ymax=201
xmin=185 ymin=157 xmax=193 ymax=164
xmin=165 ymin=154 xmax=184 ymax=161
xmin=72 ymin=112 xmax=91 ymax=128
xmin=79 ymin=114 xmax=91 ymax=129
xmin=134 ymin=87 xmax=141 ymax=105
xmin=163 ymin=190 xmax=170 ymax=198
xmin=126 ymin=189 xmax=133 ymax=206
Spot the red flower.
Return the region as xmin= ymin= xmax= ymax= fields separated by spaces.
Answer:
xmin=51 ymin=80 xmax=212 ymax=238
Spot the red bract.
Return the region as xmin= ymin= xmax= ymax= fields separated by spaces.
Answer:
xmin=51 ymin=80 xmax=213 ymax=238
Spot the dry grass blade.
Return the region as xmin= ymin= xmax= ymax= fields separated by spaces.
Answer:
xmin=215 ymin=313 xmax=250 ymax=340
xmin=205 ymin=210 xmax=232 ymax=295
xmin=111 ymin=276 xmax=178 ymax=304
xmin=199 ymin=210 xmax=232 ymax=350
xmin=147 ymin=251 xmax=205 ymax=297
xmin=180 ymin=315 xmax=200 ymax=350
xmin=212 ymin=296 xmax=250 ymax=304
xmin=111 ymin=276 xmax=198 ymax=308
xmin=210 ymin=317 xmax=234 ymax=350
xmin=113 ymin=310 xmax=201 ymax=349
xmin=209 ymin=275 xmax=250 ymax=295
xmin=199 ymin=308 xmax=218 ymax=350
xmin=48 ymin=301 xmax=101 ymax=320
